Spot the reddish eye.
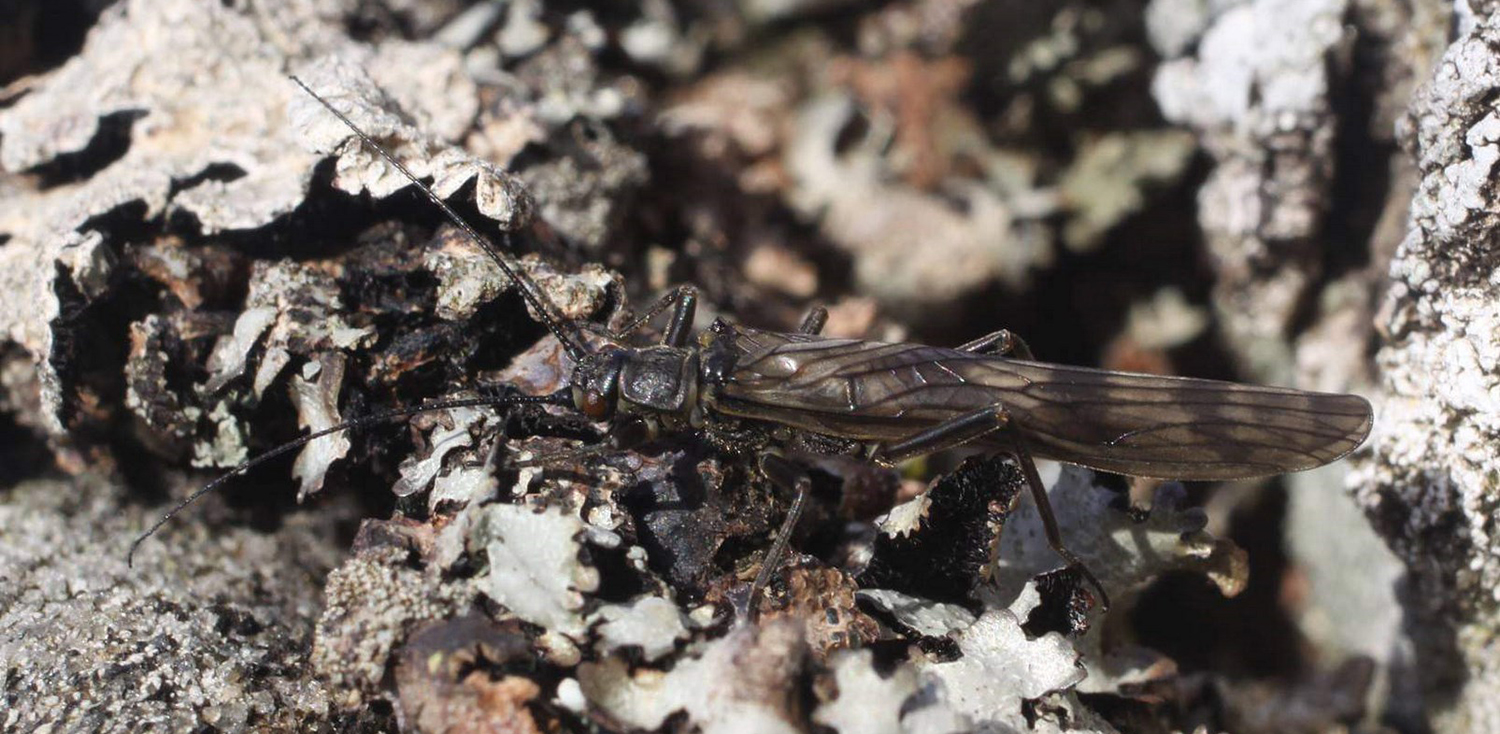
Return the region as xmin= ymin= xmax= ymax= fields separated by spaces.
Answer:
xmin=581 ymin=390 xmax=609 ymax=419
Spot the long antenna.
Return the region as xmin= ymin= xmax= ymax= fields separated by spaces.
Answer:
xmin=289 ymin=75 xmax=589 ymax=361
xmin=127 ymin=390 xmax=571 ymax=566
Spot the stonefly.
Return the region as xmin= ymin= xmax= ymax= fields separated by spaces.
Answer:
xmin=129 ymin=76 xmax=1375 ymax=615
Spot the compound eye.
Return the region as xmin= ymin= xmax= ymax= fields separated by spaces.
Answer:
xmin=581 ymin=389 xmax=610 ymax=419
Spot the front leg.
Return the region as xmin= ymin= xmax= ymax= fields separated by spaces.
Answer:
xmin=613 ymin=285 xmax=698 ymax=346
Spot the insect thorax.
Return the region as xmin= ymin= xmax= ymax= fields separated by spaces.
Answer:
xmin=618 ymin=346 xmax=700 ymax=414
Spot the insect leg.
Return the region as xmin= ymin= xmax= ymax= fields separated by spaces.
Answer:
xmin=870 ymin=404 xmax=1011 ymax=465
xmin=747 ymin=450 xmax=812 ymax=621
xmin=956 ymin=329 xmax=1034 ymax=359
xmin=1001 ymin=430 xmax=1111 ymax=611
xmin=799 ymin=306 xmax=828 ymax=335
xmin=662 ymin=287 xmax=697 ymax=347
xmin=611 ymin=285 xmax=697 ymax=344
xmin=868 ymin=404 xmax=1110 ymax=611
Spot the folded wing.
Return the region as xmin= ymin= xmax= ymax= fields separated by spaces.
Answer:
xmin=718 ymin=327 xmax=1373 ymax=480
xmin=989 ymin=360 xmax=1372 ymax=480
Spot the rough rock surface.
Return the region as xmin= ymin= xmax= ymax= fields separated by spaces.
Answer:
xmin=0 ymin=0 xmax=1467 ymax=731
xmin=1352 ymin=5 xmax=1500 ymax=731
xmin=0 ymin=475 xmax=349 ymax=732
xmin=1151 ymin=0 xmax=1350 ymax=382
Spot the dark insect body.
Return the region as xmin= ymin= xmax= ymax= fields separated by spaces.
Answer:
xmin=714 ymin=326 xmax=1371 ymax=481
xmin=129 ymin=76 xmax=1375 ymax=616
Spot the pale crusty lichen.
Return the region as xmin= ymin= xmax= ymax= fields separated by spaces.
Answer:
xmin=990 ymin=466 xmax=1249 ymax=607
xmin=1351 ymin=8 xmax=1500 ymax=730
xmin=1150 ymin=0 xmax=1349 ymax=383
xmin=578 ymin=620 xmax=808 ymax=734
xmin=0 ymin=0 xmax=512 ymax=439
xmin=913 ymin=608 xmax=1090 ymax=733
xmin=781 ymin=85 xmax=1051 ymax=314
xmin=424 ymin=228 xmax=615 ymax=323
xmin=589 ymin=595 xmax=691 ymax=662
xmin=287 ymin=352 xmax=352 ymax=500
xmin=470 ymin=503 xmax=601 ymax=639
xmin=0 ymin=1 xmax=1414 ymax=731
xmin=290 ymin=55 xmax=535 ymax=231
xmin=392 ymin=400 xmax=495 ymax=498
xmin=811 ymin=649 xmax=921 ymax=734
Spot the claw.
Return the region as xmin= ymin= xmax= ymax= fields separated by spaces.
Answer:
xmin=1071 ymin=562 xmax=1110 ymax=612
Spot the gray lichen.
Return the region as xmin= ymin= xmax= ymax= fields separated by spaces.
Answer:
xmin=1352 ymin=7 xmax=1500 ymax=730
xmin=470 ymin=502 xmax=601 ymax=639
xmin=0 ymin=0 xmax=1441 ymax=730
xmin=590 ymin=596 xmax=691 ymax=662
xmin=578 ymin=620 xmax=808 ymax=733
xmin=990 ymin=466 xmax=1249 ymax=607
xmin=784 ymin=91 xmax=1047 ymax=311
xmin=812 ymin=649 xmax=922 ymax=734
xmin=290 ymin=55 xmax=535 ymax=231
xmin=288 ymin=352 xmax=352 ymax=500
xmin=392 ymin=398 xmax=495 ymax=498
xmin=426 ymin=232 xmax=615 ymax=323
xmin=913 ymin=609 xmax=1091 ymax=734
xmin=1150 ymin=0 xmax=1349 ymax=382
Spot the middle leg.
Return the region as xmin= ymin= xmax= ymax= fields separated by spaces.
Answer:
xmin=612 ymin=285 xmax=698 ymax=346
